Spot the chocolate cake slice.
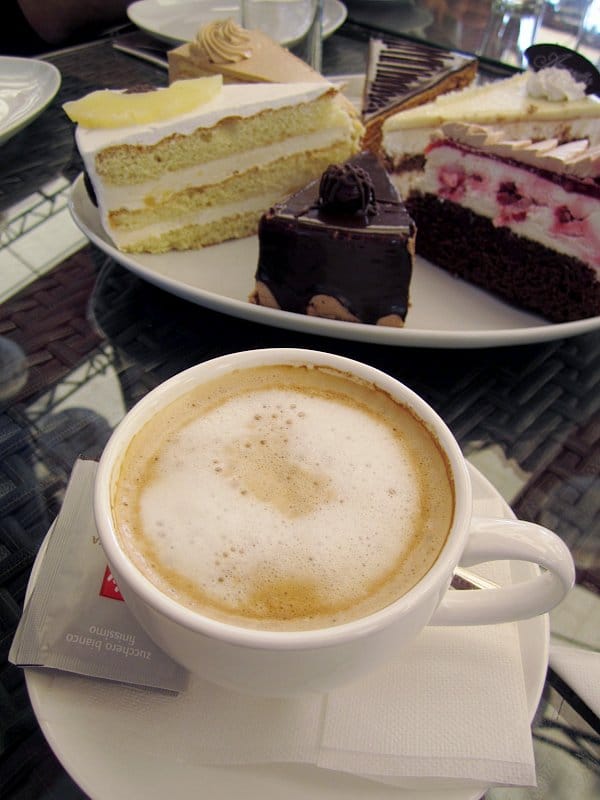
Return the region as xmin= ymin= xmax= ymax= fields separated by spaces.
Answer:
xmin=362 ymin=36 xmax=477 ymax=155
xmin=250 ymin=152 xmax=416 ymax=327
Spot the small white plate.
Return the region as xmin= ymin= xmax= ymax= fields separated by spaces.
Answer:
xmin=0 ymin=57 xmax=61 ymax=146
xmin=68 ymin=173 xmax=600 ymax=348
xmin=127 ymin=0 xmax=348 ymax=46
xmin=24 ymin=463 xmax=549 ymax=800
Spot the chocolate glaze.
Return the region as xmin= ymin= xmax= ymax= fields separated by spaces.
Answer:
xmin=255 ymin=153 xmax=416 ymax=325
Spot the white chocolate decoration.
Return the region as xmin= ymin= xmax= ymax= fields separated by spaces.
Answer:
xmin=439 ymin=122 xmax=600 ymax=178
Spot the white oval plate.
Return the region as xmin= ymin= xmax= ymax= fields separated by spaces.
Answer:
xmin=68 ymin=174 xmax=600 ymax=349
xmin=0 ymin=57 xmax=61 ymax=146
xmin=127 ymin=0 xmax=347 ymax=47
xmin=25 ymin=463 xmax=549 ymax=800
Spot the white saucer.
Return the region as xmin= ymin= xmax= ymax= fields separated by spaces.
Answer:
xmin=0 ymin=57 xmax=61 ymax=146
xmin=127 ymin=0 xmax=347 ymax=46
xmin=25 ymin=463 xmax=548 ymax=800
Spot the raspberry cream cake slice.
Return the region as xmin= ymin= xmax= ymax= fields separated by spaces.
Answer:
xmin=382 ymin=67 xmax=600 ymax=197
xmin=65 ymin=77 xmax=363 ymax=253
xmin=408 ymin=121 xmax=600 ymax=322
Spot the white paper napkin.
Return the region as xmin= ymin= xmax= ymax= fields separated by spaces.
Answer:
xmin=22 ymin=460 xmax=537 ymax=790
xmin=41 ymin=610 xmax=535 ymax=790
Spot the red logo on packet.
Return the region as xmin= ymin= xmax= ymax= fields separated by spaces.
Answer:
xmin=99 ymin=566 xmax=124 ymax=601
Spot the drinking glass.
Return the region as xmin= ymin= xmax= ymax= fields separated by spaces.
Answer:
xmin=480 ymin=0 xmax=545 ymax=67
xmin=240 ymin=0 xmax=323 ymax=71
xmin=576 ymin=0 xmax=600 ymax=66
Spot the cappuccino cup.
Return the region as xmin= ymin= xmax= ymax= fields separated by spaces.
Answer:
xmin=94 ymin=348 xmax=575 ymax=696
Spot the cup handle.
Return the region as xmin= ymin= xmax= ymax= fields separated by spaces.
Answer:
xmin=430 ymin=517 xmax=575 ymax=626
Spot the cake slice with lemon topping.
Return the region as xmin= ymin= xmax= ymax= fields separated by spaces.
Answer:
xmin=65 ymin=77 xmax=363 ymax=253
xmin=402 ymin=51 xmax=600 ymax=322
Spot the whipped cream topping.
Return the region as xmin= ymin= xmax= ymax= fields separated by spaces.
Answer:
xmin=190 ymin=18 xmax=252 ymax=64
xmin=527 ymin=66 xmax=587 ymax=102
xmin=110 ymin=192 xmax=274 ymax=249
xmin=100 ymin=128 xmax=349 ymax=214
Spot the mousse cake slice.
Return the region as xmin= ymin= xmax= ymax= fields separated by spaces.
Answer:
xmin=168 ymin=18 xmax=327 ymax=84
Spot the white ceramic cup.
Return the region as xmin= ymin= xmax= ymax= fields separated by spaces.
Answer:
xmin=94 ymin=348 xmax=575 ymax=696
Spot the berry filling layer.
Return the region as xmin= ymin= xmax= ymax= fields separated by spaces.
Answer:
xmin=420 ymin=140 xmax=600 ymax=273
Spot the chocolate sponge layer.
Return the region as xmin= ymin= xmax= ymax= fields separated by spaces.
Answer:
xmin=407 ymin=193 xmax=600 ymax=323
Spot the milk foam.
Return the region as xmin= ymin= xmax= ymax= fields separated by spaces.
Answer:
xmin=114 ymin=365 xmax=454 ymax=630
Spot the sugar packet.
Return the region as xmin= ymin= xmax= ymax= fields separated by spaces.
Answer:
xmin=9 ymin=459 xmax=188 ymax=693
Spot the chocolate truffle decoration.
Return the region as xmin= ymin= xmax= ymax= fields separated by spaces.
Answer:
xmin=319 ymin=163 xmax=376 ymax=217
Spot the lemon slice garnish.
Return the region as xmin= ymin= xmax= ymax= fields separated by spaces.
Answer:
xmin=63 ymin=76 xmax=223 ymax=128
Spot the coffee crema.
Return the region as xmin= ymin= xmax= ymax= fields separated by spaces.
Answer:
xmin=113 ymin=364 xmax=455 ymax=631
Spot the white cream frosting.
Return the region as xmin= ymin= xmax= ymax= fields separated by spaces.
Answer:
xmin=111 ymin=192 xmax=275 ymax=249
xmin=96 ymin=128 xmax=346 ymax=213
xmin=76 ymin=82 xmax=334 ymax=153
xmin=382 ymin=71 xmax=600 ymax=164
xmin=383 ymin=73 xmax=600 ymax=132
xmin=385 ymin=119 xmax=600 ymax=164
